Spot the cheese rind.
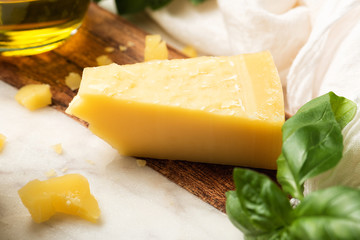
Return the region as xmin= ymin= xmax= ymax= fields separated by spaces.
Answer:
xmin=67 ymin=52 xmax=284 ymax=169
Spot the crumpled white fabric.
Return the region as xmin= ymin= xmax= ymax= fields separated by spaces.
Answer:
xmin=149 ymin=0 xmax=310 ymax=83
xmin=287 ymin=0 xmax=360 ymax=194
xmin=217 ymin=0 xmax=310 ymax=82
xmin=147 ymin=0 xmax=360 ymax=193
xmin=304 ymin=97 xmax=360 ymax=195
xmin=147 ymin=0 xmax=232 ymax=56
xmin=286 ymin=0 xmax=360 ymax=114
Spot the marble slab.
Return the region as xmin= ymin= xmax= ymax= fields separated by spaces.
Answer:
xmin=0 ymin=81 xmax=243 ymax=239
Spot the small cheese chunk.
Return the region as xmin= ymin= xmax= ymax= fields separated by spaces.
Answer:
xmin=105 ymin=47 xmax=115 ymax=53
xmin=181 ymin=45 xmax=197 ymax=58
xmin=85 ymin=159 xmax=95 ymax=165
xmin=45 ymin=169 xmax=57 ymax=178
xmin=119 ymin=45 xmax=127 ymax=52
xmin=0 ymin=133 xmax=6 ymax=153
xmin=144 ymin=34 xmax=168 ymax=61
xmin=18 ymin=174 xmax=100 ymax=223
xmin=96 ymin=55 xmax=113 ymax=66
xmin=15 ymin=84 xmax=52 ymax=111
xmin=136 ymin=159 xmax=147 ymax=167
xmin=127 ymin=41 xmax=135 ymax=47
xmin=52 ymin=143 xmax=63 ymax=154
xmin=66 ymin=52 xmax=284 ymax=169
xmin=65 ymin=72 xmax=82 ymax=91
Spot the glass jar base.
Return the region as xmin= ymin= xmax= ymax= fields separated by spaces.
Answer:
xmin=0 ymin=39 xmax=66 ymax=57
xmin=0 ymin=0 xmax=89 ymax=57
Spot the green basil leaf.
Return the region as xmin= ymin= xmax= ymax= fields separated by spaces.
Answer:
xmin=282 ymin=92 xmax=342 ymax=141
xmin=329 ymin=92 xmax=357 ymax=130
xmin=281 ymin=120 xmax=343 ymax=199
xmin=288 ymin=186 xmax=360 ymax=239
xmin=148 ymin=0 xmax=172 ymax=10
xmin=189 ymin=0 xmax=206 ymax=5
xmin=115 ymin=0 xmax=208 ymax=14
xmin=277 ymin=92 xmax=356 ymax=199
xmin=276 ymin=153 xmax=303 ymax=199
xmin=226 ymin=191 xmax=289 ymax=240
xmin=115 ymin=0 xmax=148 ymax=14
xmin=288 ymin=218 xmax=360 ymax=240
xmin=115 ymin=0 xmax=172 ymax=14
xmin=226 ymin=191 xmax=258 ymax=235
xmin=227 ymin=168 xmax=293 ymax=237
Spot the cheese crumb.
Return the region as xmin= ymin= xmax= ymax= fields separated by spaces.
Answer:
xmin=96 ymin=55 xmax=113 ymax=66
xmin=52 ymin=143 xmax=63 ymax=155
xmin=86 ymin=159 xmax=95 ymax=165
xmin=181 ymin=45 xmax=198 ymax=58
xmin=65 ymin=72 xmax=82 ymax=91
xmin=61 ymin=167 xmax=68 ymax=173
xmin=105 ymin=47 xmax=115 ymax=53
xmin=0 ymin=133 xmax=6 ymax=153
xmin=136 ymin=159 xmax=147 ymax=167
xmin=144 ymin=34 xmax=168 ymax=62
xmin=15 ymin=84 xmax=52 ymax=111
xmin=127 ymin=41 xmax=135 ymax=47
xmin=119 ymin=45 xmax=128 ymax=52
xmin=45 ymin=169 xmax=57 ymax=178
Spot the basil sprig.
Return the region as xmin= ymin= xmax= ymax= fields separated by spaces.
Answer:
xmin=227 ymin=173 xmax=360 ymax=239
xmin=278 ymin=92 xmax=356 ymax=199
xmin=226 ymin=92 xmax=358 ymax=239
xmin=226 ymin=169 xmax=293 ymax=239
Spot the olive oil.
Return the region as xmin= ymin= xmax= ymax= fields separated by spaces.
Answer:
xmin=0 ymin=0 xmax=89 ymax=56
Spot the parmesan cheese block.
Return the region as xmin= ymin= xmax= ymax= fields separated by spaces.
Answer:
xmin=66 ymin=51 xmax=284 ymax=169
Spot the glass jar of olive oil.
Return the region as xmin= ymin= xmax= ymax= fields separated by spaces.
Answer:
xmin=0 ymin=0 xmax=90 ymax=56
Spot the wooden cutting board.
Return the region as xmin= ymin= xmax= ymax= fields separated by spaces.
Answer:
xmin=0 ymin=3 xmax=277 ymax=212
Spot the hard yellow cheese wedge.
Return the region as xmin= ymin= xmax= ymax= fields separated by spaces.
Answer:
xmin=66 ymin=51 xmax=284 ymax=169
xmin=18 ymin=174 xmax=100 ymax=223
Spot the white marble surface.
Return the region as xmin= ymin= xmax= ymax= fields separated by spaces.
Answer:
xmin=0 ymin=81 xmax=243 ymax=239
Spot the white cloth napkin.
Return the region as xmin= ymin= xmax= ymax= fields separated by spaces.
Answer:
xmin=147 ymin=0 xmax=360 ymax=193
xmin=148 ymin=0 xmax=311 ymax=83
xmin=287 ymin=0 xmax=360 ymax=194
